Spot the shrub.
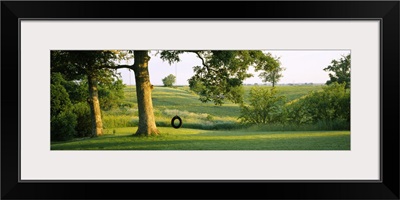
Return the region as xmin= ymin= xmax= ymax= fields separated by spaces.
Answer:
xmin=286 ymin=83 xmax=350 ymax=129
xmin=206 ymin=114 xmax=214 ymax=121
xmin=72 ymin=102 xmax=92 ymax=137
xmin=239 ymin=87 xmax=287 ymax=124
xmin=51 ymin=83 xmax=72 ymax=117
xmin=51 ymin=110 xmax=77 ymax=141
xmin=51 ymin=75 xmax=77 ymax=141
xmin=98 ymin=79 xmax=126 ymax=111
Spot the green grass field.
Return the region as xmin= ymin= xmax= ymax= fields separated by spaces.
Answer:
xmin=51 ymin=127 xmax=350 ymax=150
xmin=51 ymin=85 xmax=350 ymax=150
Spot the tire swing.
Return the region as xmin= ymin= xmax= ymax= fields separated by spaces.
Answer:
xmin=170 ymin=63 xmax=182 ymax=129
xmin=171 ymin=115 xmax=182 ymax=129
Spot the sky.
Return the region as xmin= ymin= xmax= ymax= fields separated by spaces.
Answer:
xmin=117 ymin=50 xmax=350 ymax=86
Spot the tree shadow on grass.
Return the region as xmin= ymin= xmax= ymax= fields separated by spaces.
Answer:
xmin=51 ymin=132 xmax=350 ymax=150
xmin=194 ymin=130 xmax=349 ymax=137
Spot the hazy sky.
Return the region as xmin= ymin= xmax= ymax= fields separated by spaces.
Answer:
xmin=117 ymin=50 xmax=350 ymax=85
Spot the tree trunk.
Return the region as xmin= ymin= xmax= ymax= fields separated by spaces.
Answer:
xmin=272 ymin=72 xmax=276 ymax=87
xmin=88 ymin=74 xmax=103 ymax=137
xmin=133 ymin=51 xmax=160 ymax=136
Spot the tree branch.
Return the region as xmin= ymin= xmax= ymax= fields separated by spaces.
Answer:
xmin=187 ymin=51 xmax=214 ymax=73
xmin=101 ymin=64 xmax=134 ymax=70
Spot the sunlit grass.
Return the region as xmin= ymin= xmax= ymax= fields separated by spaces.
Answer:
xmin=51 ymin=127 xmax=350 ymax=150
xmin=243 ymin=85 xmax=323 ymax=102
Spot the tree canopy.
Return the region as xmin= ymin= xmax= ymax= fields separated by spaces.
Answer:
xmin=162 ymin=74 xmax=176 ymax=87
xmin=255 ymin=53 xmax=284 ymax=87
xmin=51 ymin=50 xmax=129 ymax=81
xmin=324 ymin=54 xmax=351 ymax=89
xmin=160 ymin=50 xmax=277 ymax=105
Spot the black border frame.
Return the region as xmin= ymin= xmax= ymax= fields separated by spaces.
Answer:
xmin=2 ymin=1 xmax=399 ymax=199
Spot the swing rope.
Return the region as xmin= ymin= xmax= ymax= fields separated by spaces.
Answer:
xmin=175 ymin=63 xmax=178 ymax=116
xmin=171 ymin=62 xmax=182 ymax=129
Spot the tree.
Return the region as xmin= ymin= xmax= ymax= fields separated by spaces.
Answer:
xmin=51 ymin=50 xmax=127 ymax=137
xmin=238 ymin=87 xmax=286 ymax=124
xmin=162 ymin=74 xmax=176 ymax=87
xmin=254 ymin=53 xmax=284 ymax=87
xmin=107 ymin=51 xmax=159 ymax=136
xmin=324 ymin=54 xmax=351 ymax=89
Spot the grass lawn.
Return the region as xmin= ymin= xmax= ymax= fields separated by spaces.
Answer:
xmin=51 ymin=127 xmax=350 ymax=150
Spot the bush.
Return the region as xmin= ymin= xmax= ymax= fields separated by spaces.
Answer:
xmin=286 ymin=83 xmax=350 ymax=129
xmin=98 ymin=79 xmax=126 ymax=111
xmin=51 ymin=83 xmax=72 ymax=117
xmin=239 ymin=87 xmax=287 ymax=124
xmin=72 ymin=102 xmax=92 ymax=137
xmin=51 ymin=75 xmax=77 ymax=141
xmin=51 ymin=110 xmax=77 ymax=141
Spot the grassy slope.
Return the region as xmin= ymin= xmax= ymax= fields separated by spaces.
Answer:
xmin=102 ymin=86 xmax=243 ymax=129
xmin=114 ymin=85 xmax=323 ymax=118
xmin=126 ymin=85 xmax=241 ymax=118
xmin=52 ymin=84 xmax=350 ymax=150
xmin=52 ymin=127 xmax=350 ymax=150
xmin=102 ymin=85 xmax=323 ymax=129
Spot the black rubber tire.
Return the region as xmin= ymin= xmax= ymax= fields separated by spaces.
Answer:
xmin=171 ymin=115 xmax=182 ymax=129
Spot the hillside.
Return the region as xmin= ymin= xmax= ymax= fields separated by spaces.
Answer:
xmin=102 ymin=85 xmax=323 ymax=131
